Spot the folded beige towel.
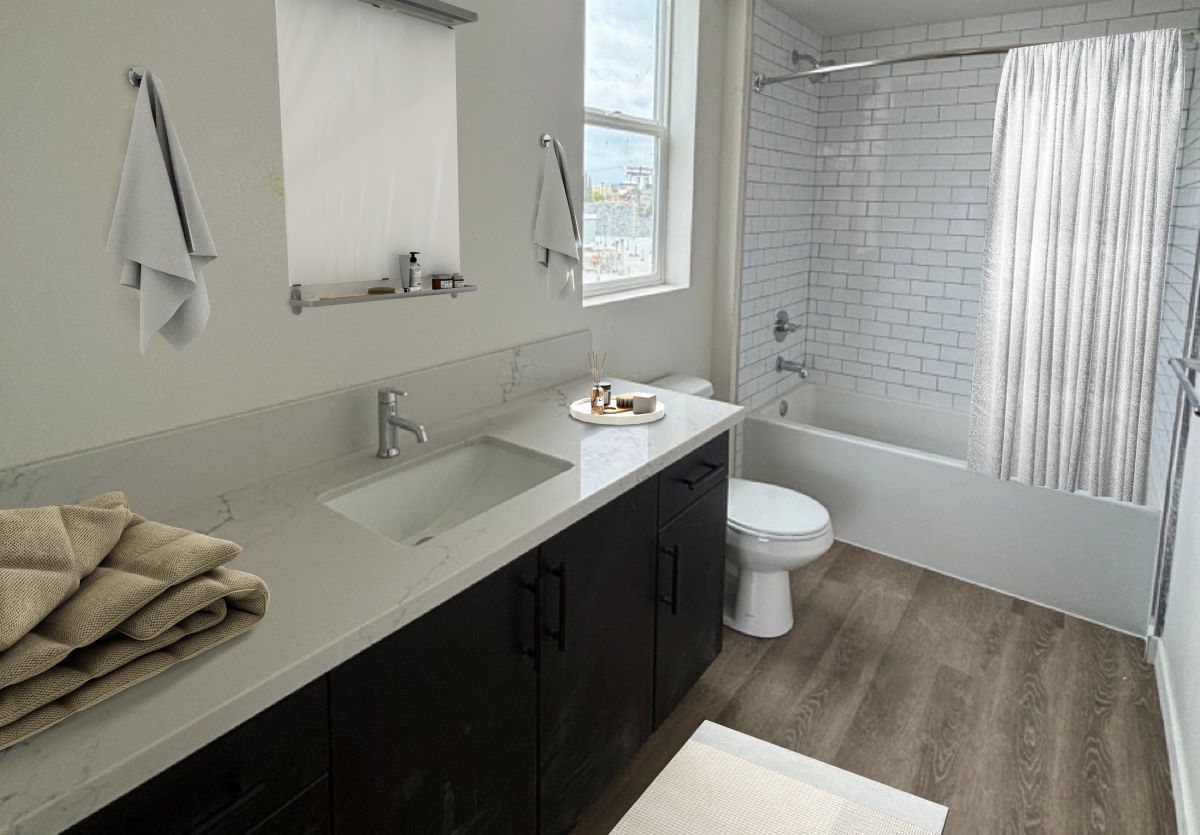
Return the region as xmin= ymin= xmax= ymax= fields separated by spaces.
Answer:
xmin=0 ymin=493 xmax=267 ymax=750
xmin=0 ymin=492 xmax=132 ymax=651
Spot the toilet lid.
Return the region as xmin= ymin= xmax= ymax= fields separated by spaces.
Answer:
xmin=727 ymin=478 xmax=831 ymax=538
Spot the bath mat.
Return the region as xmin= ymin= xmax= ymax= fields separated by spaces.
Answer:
xmin=0 ymin=493 xmax=267 ymax=750
xmin=614 ymin=722 xmax=947 ymax=834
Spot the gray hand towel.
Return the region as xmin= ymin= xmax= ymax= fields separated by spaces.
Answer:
xmin=108 ymin=70 xmax=217 ymax=352
xmin=533 ymin=137 xmax=581 ymax=295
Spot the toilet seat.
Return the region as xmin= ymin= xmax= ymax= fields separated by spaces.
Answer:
xmin=726 ymin=478 xmax=831 ymax=540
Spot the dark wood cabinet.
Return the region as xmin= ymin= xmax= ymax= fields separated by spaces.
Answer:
xmin=75 ymin=432 xmax=731 ymax=835
xmin=657 ymin=433 xmax=730 ymax=526
xmin=328 ymin=550 xmax=539 ymax=834
xmin=69 ymin=677 xmax=330 ymax=835
xmin=538 ymin=478 xmax=657 ymax=835
xmin=654 ymin=480 xmax=729 ymax=727
xmin=248 ymin=776 xmax=330 ymax=835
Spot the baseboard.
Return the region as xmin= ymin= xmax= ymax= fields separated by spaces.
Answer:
xmin=1156 ymin=649 xmax=1195 ymax=834
xmin=830 ymin=536 xmax=1140 ymax=637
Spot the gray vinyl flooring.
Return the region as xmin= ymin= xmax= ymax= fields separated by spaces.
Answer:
xmin=575 ymin=542 xmax=1177 ymax=834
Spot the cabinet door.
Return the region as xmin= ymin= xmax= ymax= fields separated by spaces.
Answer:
xmin=539 ymin=479 xmax=657 ymax=835
xmin=654 ymin=479 xmax=728 ymax=727
xmin=70 ymin=677 xmax=329 ymax=835
xmin=329 ymin=551 xmax=539 ymax=834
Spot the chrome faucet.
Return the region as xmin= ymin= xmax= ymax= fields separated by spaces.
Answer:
xmin=776 ymin=356 xmax=809 ymax=378
xmin=377 ymin=388 xmax=429 ymax=458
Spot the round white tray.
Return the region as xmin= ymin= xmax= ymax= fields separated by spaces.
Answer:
xmin=569 ymin=397 xmax=666 ymax=426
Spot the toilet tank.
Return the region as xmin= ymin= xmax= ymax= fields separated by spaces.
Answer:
xmin=649 ymin=374 xmax=714 ymax=399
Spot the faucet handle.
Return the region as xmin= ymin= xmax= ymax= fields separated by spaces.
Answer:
xmin=378 ymin=387 xmax=408 ymax=403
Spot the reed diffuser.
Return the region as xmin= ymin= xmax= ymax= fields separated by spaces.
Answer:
xmin=587 ymin=352 xmax=607 ymax=415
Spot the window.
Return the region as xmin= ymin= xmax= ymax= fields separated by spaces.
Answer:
xmin=583 ymin=0 xmax=670 ymax=296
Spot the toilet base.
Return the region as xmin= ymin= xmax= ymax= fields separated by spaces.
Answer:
xmin=723 ymin=567 xmax=794 ymax=638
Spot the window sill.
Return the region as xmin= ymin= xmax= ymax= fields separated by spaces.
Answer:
xmin=582 ymin=281 xmax=688 ymax=309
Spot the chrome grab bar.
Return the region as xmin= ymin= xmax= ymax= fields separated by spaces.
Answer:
xmin=1169 ymin=357 xmax=1200 ymax=416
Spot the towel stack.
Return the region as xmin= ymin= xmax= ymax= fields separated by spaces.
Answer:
xmin=0 ymin=492 xmax=268 ymax=750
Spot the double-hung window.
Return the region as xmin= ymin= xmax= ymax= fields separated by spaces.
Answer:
xmin=583 ymin=0 xmax=671 ymax=296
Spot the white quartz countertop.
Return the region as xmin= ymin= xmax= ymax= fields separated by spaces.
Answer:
xmin=0 ymin=378 xmax=743 ymax=834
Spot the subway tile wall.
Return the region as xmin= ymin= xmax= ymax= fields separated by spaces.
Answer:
xmin=736 ymin=4 xmax=823 ymax=412
xmin=739 ymin=0 xmax=1200 ymax=506
xmin=1151 ymin=59 xmax=1200 ymax=506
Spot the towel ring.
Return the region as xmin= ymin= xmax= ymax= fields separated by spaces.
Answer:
xmin=540 ymin=134 xmax=553 ymax=147
xmin=128 ymin=67 xmax=145 ymax=87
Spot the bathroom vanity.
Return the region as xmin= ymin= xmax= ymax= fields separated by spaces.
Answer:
xmin=0 ymin=334 xmax=741 ymax=835
xmin=68 ymin=433 xmax=730 ymax=835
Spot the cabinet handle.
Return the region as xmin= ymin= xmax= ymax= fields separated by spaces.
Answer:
xmin=659 ymin=544 xmax=680 ymax=615
xmin=679 ymin=461 xmax=726 ymax=492
xmin=543 ymin=563 xmax=567 ymax=652
xmin=520 ymin=577 xmax=540 ymax=670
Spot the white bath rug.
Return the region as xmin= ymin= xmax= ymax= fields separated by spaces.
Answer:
xmin=613 ymin=722 xmax=947 ymax=835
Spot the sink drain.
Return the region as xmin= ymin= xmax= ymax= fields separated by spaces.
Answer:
xmin=779 ymin=399 xmax=789 ymax=417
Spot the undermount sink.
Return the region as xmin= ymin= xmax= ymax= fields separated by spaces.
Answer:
xmin=322 ymin=436 xmax=573 ymax=545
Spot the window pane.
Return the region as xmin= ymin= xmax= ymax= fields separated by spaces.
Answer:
xmin=583 ymin=125 xmax=658 ymax=284
xmin=585 ymin=0 xmax=660 ymax=120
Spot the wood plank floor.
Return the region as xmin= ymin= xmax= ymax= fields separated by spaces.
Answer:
xmin=574 ymin=542 xmax=1177 ymax=834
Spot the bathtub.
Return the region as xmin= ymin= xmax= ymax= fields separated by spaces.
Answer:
xmin=741 ymin=384 xmax=1159 ymax=635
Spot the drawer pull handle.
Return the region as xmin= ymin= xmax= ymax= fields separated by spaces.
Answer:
xmin=659 ymin=544 xmax=680 ymax=615
xmin=544 ymin=563 xmax=567 ymax=653
xmin=679 ymin=461 xmax=725 ymax=492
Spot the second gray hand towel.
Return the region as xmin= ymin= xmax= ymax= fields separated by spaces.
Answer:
xmin=108 ymin=70 xmax=217 ymax=353
xmin=533 ymin=137 xmax=581 ymax=296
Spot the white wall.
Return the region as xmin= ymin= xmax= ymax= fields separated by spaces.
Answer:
xmin=0 ymin=0 xmax=729 ymax=471
xmin=1161 ymin=410 xmax=1200 ymax=834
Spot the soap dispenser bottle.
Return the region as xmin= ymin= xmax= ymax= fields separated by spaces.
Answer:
xmin=407 ymin=252 xmax=423 ymax=293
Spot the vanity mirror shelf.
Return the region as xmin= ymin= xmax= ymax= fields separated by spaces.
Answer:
xmin=354 ymin=0 xmax=477 ymax=28
xmin=289 ymin=283 xmax=477 ymax=314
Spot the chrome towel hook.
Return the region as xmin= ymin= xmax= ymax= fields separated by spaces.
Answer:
xmin=127 ymin=66 xmax=145 ymax=87
xmin=540 ymin=133 xmax=553 ymax=147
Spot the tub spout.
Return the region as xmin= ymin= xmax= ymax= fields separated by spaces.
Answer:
xmin=777 ymin=356 xmax=809 ymax=378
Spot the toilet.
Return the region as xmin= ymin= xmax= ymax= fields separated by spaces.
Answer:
xmin=651 ymin=375 xmax=835 ymax=638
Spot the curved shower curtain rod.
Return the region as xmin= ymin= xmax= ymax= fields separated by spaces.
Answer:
xmin=754 ymin=27 xmax=1200 ymax=92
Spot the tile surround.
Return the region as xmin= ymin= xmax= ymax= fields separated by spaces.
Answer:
xmin=739 ymin=0 xmax=1200 ymax=506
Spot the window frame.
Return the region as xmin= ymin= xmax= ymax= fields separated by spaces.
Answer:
xmin=582 ymin=0 xmax=673 ymax=299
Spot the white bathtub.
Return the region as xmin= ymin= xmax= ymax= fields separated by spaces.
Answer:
xmin=742 ymin=384 xmax=1159 ymax=635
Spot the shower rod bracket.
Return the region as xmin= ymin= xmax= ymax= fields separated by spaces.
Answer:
xmin=755 ymin=53 xmax=827 ymax=92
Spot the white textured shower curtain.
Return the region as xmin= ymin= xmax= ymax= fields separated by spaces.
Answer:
xmin=968 ymin=29 xmax=1183 ymax=505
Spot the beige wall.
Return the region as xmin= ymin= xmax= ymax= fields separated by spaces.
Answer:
xmin=0 ymin=0 xmax=729 ymax=470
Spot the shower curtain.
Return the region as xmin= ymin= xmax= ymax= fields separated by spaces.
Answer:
xmin=968 ymin=29 xmax=1183 ymax=505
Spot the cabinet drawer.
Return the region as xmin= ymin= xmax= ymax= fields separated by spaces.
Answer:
xmin=248 ymin=776 xmax=330 ymax=835
xmin=658 ymin=432 xmax=729 ymax=526
xmin=71 ymin=677 xmax=330 ymax=835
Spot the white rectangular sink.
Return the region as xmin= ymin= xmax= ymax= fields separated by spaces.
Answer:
xmin=321 ymin=436 xmax=573 ymax=545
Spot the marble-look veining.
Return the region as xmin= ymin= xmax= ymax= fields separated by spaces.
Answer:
xmin=0 ymin=331 xmax=592 ymax=518
xmin=0 ymin=372 xmax=743 ymax=834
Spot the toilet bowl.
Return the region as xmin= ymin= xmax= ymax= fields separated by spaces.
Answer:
xmin=724 ymin=478 xmax=833 ymax=638
xmin=649 ymin=374 xmax=835 ymax=639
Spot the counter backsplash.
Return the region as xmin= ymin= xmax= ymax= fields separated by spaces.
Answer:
xmin=0 ymin=331 xmax=592 ymax=517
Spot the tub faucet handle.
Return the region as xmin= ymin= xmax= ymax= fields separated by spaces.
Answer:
xmin=774 ymin=310 xmax=801 ymax=342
